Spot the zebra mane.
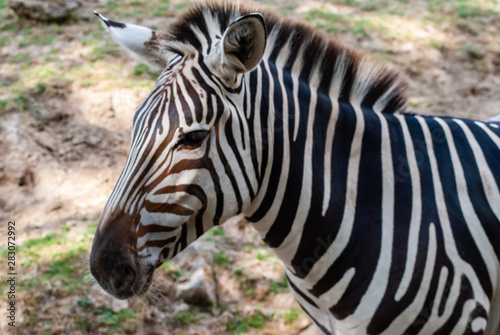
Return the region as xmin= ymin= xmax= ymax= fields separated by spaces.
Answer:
xmin=167 ymin=2 xmax=408 ymax=113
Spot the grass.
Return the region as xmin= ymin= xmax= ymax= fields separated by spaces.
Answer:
xmin=25 ymin=64 xmax=59 ymax=81
xmin=213 ymin=250 xmax=229 ymax=266
xmin=161 ymin=261 xmax=182 ymax=281
xmin=18 ymin=248 xmax=87 ymax=293
xmin=9 ymin=52 xmax=30 ymax=63
xmin=226 ymin=311 xmax=268 ymax=335
xmin=210 ymin=226 xmax=225 ymax=236
xmin=257 ymin=251 xmax=268 ymax=261
xmin=0 ymin=223 xmax=97 ymax=290
xmin=19 ymin=35 xmax=54 ymax=48
xmin=456 ymin=3 xmax=496 ymax=18
xmin=463 ymin=44 xmax=483 ymax=59
xmin=133 ymin=63 xmax=150 ymax=76
xmin=269 ymin=275 xmax=289 ymax=294
xmin=0 ymin=221 xmax=145 ymax=334
xmin=90 ymin=43 xmax=121 ymax=61
xmin=304 ymin=9 xmax=344 ymax=31
xmin=281 ymin=308 xmax=299 ymax=324
xmin=0 ymin=35 xmax=10 ymax=46
xmin=95 ymin=307 xmax=136 ymax=330
xmin=168 ymin=310 xmax=205 ymax=325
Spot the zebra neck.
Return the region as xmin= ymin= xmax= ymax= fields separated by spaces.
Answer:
xmin=243 ymin=56 xmax=363 ymax=236
xmin=241 ymin=33 xmax=408 ymax=265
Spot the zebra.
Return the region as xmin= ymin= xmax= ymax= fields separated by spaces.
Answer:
xmin=88 ymin=3 xmax=500 ymax=334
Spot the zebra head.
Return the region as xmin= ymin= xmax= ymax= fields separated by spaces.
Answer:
xmin=89 ymin=9 xmax=267 ymax=299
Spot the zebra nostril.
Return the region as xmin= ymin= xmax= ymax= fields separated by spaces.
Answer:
xmin=110 ymin=263 xmax=136 ymax=292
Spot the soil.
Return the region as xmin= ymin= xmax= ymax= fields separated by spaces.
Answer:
xmin=1 ymin=0 xmax=500 ymax=334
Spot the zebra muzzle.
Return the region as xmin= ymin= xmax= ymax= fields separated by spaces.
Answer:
xmin=89 ymin=215 xmax=155 ymax=299
xmin=89 ymin=246 xmax=154 ymax=299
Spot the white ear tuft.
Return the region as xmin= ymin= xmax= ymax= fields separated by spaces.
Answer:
xmin=94 ymin=11 xmax=171 ymax=69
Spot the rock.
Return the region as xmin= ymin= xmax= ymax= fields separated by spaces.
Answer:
xmin=52 ymin=325 xmax=66 ymax=334
xmin=8 ymin=0 xmax=81 ymax=22
xmin=32 ymin=129 xmax=59 ymax=152
xmin=111 ymin=298 xmax=129 ymax=312
xmin=18 ymin=168 xmax=34 ymax=187
xmin=172 ymin=302 xmax=190 ymax=314
xmin=400 ymin=42 xmax=414 ymax=52
xmin=57 ymin=296 xmax=76 ymax=316
xmin=177 ymin=257 xmax=217 ymax=307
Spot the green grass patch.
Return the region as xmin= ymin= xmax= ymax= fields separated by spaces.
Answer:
xmin=305 ymin=9 xmax=344 ymax=24
xmin=0 ymin=35 xmax=10 ymax=46
xmin=25 ymin=64 xmax=58 ymax=81
xmin=269 ymin=275 xmax=288 ymax=294
xmin=13 ymin=93 xmax=29 ymax=111
xmin=246 ymin=314 xmax=265 ymax=328
xmin=15 ymin=248 xmax=86 ymax=294
xmin=95 ymin=307 xmax=136 ymax=330
xmin=162 ymin=261 xmax=173 ymax=270
xmin=133 ymin=63 xmax=150 ymax=76
xmin=304 ymin=9 xmax=344 ymax=31
xmin=34 ymin=82 xmax=46 ymax=94
xmin=281 ymin=308 xmax=299 ymax=323
xmin=153 ymin=2 xmax=170 ymax=16
xmin=226 ymin=318 xmax=248 ymax=334
xmin=19 ymin=35 xmax=55 ymax=48
xmin=209 ymin=226 xmax=225 ymax=237
xmin=257 ymin=252 xmax=268 ymax=261
xmin=351 ymin=18 xmax=374 ymax=38
xmin=82 ymin=38 xmax=100 ymax=47
xmin=213 ymin=251 xmax=229 ymax=266
xmin=77 ymin=297 xmax=92 ymax=309
xmin=21 ymin=233 xmax=62 ymax=254
xmin=463 ymin=44 xmax=483 ymax=59
xmin=90 ymin=43 xmax=121 ymax=61
xmin=408 ymin=101 xmax=419 ymax=108
xmin=161 ymin=261 xmax=182 ymax=281
xmin=226 ymin=311 xmax=267 ymax=335
xmin=1 ymin=22 xmax=16 ymax=32
xmin=1 ymin=222 xmax=96 ymax=267
xmin=169 ymin=310 xmax=204 ymax=325
xmin=456 ymin=3 xmax=496 ymax=18
xmin=9 ymin=52 xmax=30 ymax=64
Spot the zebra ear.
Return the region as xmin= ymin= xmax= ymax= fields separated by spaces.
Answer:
xmin=94 ymin=12 xmax=171 ymax=69
xmin=221 ymin=13 xmax=267 ymax=74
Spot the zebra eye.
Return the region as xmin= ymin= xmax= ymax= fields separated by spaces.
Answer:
xmin=178 ymin=130 xmax=210 ymax=148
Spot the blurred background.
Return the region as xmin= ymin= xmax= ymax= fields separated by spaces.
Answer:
xmin=1 ymin=0 xmax=500 ymax=334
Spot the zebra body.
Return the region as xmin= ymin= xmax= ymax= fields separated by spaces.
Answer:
xmin=89 ymin=4 xmax=500 ymax=334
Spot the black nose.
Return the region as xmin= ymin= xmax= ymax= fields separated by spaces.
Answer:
xmin=89 ymin=243 xmax=137 ymax=299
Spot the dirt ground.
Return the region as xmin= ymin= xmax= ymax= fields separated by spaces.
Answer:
xmin=1 ymin=0 xmax=500 ymax=334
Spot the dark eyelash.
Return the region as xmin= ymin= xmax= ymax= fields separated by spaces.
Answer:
xmin=177 ymin=130 xmax=210 ymax=148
